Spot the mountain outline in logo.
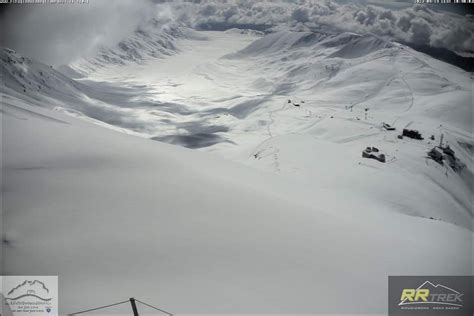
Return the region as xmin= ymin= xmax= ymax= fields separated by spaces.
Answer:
xmin=5 ymin=279 xmax=52 ymax=302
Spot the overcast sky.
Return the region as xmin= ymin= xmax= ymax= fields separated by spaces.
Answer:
xmin=0 ymin=0 xmax=472 ymax=65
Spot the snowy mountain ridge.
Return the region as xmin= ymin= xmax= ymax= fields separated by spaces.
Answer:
xmin=69 ymin=21 xmax=207 ymax=76
xmin=229 ymin=31 xmax=393 ymax=58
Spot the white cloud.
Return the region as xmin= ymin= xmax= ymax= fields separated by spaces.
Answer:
xmin=159 ymin=0 xmax=473 ymax=53
xmin=0 ymin=0 xmax=155 ymax=65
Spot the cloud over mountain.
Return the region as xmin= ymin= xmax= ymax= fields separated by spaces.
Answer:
xmin=162 ymin=0 xmax=473 ymax=54
xmin=1 ymin=0 xmax=472 ymax=65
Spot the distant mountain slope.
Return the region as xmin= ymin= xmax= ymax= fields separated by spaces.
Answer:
xmin=231 ymin=31 xmax=392 ymax=58
xmin=327 ymin=33 xmax=393 ymax=59
xmin=221 ymin=30 xmax=473 ymax=230
xmin=226 ymin=31 xmax=472 ymax=132
xmin=231 ymin=31 xmax=314 ymax=56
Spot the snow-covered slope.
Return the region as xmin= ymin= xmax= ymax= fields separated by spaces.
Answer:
xmin=230 ymin=31 xmax=392 ymax=59
xmin=230 ymin=31 xmax=324 ymax=56
xmin=1 ymin=28 xmax=472 ymax=230
xmin=2 ymin=96 xmax=471 ymax=314
xmin=0 ymin=48 xmax=84 ymax=103
xmin=229 ymin=31 xmax=473 ymax=230
xmin=327 ymin=33 xmax=393 ymax=59
xmin=1 ymin=24 xmax=472 ymax=314
xmin=0 ymin=47 xmax=180 ymax=136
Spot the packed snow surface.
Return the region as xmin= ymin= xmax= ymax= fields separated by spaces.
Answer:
xmin=1 ymin=24 xmax=472 ymax=314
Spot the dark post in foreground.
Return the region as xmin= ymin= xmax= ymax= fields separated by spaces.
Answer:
xmin=130 ymin=297 xmax=139 ymax=316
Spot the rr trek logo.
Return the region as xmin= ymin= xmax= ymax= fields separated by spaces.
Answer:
xmin=399 ymin=281 xmax=463 ymax=308
xmin=388 ymin=276 xmax=472 ymax=316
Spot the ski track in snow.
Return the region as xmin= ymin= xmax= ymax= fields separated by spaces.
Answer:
xmin=400 ymin=72 xmax=415 ymax=112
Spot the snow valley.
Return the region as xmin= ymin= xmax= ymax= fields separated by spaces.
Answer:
xmin=1 ymin=2 xmax=472 ymax=315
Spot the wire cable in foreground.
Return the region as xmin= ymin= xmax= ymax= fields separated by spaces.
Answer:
xmin=135 ymin=299 xmax=173 ymax=315
xmin=68 ymin=300 xmax=130 ymax=315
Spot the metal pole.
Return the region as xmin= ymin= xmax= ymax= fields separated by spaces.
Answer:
xmin=130 ymin=298 xmax=139 ymax=316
